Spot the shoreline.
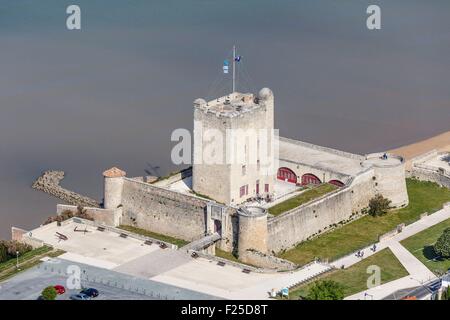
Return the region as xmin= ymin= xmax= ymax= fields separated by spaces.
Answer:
xmin=389 ymin=130 xmax=450 ymax=169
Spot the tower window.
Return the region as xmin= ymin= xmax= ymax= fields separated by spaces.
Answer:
xmin=257 ymin=160 xmax=260 ymax=171
xmin=265 ymin=184 xmax=269 ymax=193
xmin=242 ymin=165 xmax=246 ymax=176
xmin=240 ymin=185 xmax=249 ymax=197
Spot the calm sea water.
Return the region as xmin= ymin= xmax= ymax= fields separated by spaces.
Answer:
xmin=1 ymin=0 xmax=449 ymax=238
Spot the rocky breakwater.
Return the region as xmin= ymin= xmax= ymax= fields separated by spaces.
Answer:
xmin=32 ymin=170 xmax=100 ymax=208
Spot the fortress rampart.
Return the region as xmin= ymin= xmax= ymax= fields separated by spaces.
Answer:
xmin=410 ymin=150 xmax=450 ymax=188
xmin=120 ymin=177 xmax=208 ymax=241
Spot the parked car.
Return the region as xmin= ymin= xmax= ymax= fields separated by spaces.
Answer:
xmin=54 ymin=285 xmax=66 ymax=295
xmin=70 ymin=293 xmax=91 ymax=300
xmin=80 ymin=288 xmax=99 ymax=298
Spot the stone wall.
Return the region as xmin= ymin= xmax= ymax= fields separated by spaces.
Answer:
xmin=32 ymin=170 xmax=99 ymax=208
xmin=56 ymin=204 xmax=122 ymax=227
xmin=267 ymin=171 xmax=377 ymax=253
xmin=410 ymin=150 xmax=450 ymax=188
xmin=242 ymin=249 xmax=297 ymax=271
xmin=278 ymin=158 xmax=351 ymax=185
xmin=268 ymin=186 xmax=352 ymax=253
xmin=152 ymin=168 xmax=192 ymax=188
xmin=410 ymin=167 xmax=450 ymax=189
xmin=11 ymin=227 xmax=27 ymax=241
xmin=121 ymin=178 xmax=208 ymax=241
xmin=279 ymin=136 xmax=366 ymax=161
xmin=21 ymin=234 xmax=46 ymax=249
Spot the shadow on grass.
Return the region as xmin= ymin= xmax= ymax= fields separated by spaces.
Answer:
xmin=422 ymin=245 xmax=446 ymax=262
xmin=422 ymin=246 xmax=437 ymax=260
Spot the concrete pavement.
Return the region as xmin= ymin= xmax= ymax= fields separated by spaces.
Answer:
xmin=388 ymin=242 xmax=435 ymax=282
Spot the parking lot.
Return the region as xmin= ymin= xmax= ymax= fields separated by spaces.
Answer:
xmin=0 ymin=258 xmax=221 ymax=300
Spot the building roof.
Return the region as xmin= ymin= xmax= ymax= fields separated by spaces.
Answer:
xmin=103 ymin=167 xmax=126 ymax=178
xmin=194 ymin=92 xmax=262 ymax=118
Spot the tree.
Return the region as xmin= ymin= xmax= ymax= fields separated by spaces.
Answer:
xmin=0 ymin=242 xmax=8 ymax=263
xmin=41 ymin=286 xmax=57 ymax=300
xmin=4 ymin=240 xmax=32 ymax=257
xmin=306 ymin=280 xmax=345 ymax=300
xmin=368 ymin=194 xmax=391 ymax=217
xmin=434 ymin=227 xmax=450 ymax=258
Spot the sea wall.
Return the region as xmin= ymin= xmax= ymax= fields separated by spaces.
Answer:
xmin=32 ymin=170 xmax=99 ymax=208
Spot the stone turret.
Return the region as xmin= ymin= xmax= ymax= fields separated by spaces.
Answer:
xmin=103 ymin=167 xmax=126 ymax=209
xmin=363 ymin=153 xmax=409 ymax=208
xmin=237 ymin=206 xmax=268 ymax=263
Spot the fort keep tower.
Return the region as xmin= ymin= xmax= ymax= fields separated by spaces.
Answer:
xmin=192 ymin=88 xmax=276 ymax=205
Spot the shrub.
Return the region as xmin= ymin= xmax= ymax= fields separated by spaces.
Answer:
xmin=368 ymin=194 xmax=392 ymax=217
xmin=41 ymin=286 xmax=57 ymax=300
xmin=43 ymin=206 xmax=93 ymax=226
xmin=306 ymin=280 xmax=345 ymax=300
xmin=0 ymin=242 xmax=8 ymax=263
xmin=0 ymin=240 xmax=32 ymax=259
xmin=434 ymin=227 xmax=450 ymax=258
xmin=75 ymin=206 xmax=93 ymax=221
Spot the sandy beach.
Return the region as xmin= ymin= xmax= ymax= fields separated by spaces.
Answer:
xmin=389 ymin=131 xmax=450 ymax=169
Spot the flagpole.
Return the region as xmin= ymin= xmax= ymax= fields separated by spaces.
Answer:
xmin=232 ymin=45 xmax=236 ymax=93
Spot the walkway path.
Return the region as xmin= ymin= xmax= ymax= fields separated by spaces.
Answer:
xmin=332 ymin=205 xmax=450 ymax=269
xmin=342 ymin=206 xmax=450 ymax=300
xmin=230 ymin=261 xmax=332 ymax=299
xmin=387 ymin=242 xmax=435 ymax=282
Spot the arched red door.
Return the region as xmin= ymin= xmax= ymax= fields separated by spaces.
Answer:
xmin=277 ymin=167 xmax=297 ymax=184
xmin=329 ymin=180 xmax=345 ymax=187
xmin=301 ymin=173 xmax=321 ymax=185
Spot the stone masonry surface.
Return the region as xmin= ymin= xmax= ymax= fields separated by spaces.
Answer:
xmin=32 ymin=170 xmax=99 ymax=207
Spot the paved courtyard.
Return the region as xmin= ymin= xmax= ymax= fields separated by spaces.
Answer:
xmin=421 ymin=152 xmax=450 ymax=170
xmin=28 ymin=221 xmax=161 ymax=269
xmin=279 ymin=138 xmax=364 ymax=176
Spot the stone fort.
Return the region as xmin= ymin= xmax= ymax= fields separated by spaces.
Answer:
xmin=55 ymin=88 xmax=410 ymax=268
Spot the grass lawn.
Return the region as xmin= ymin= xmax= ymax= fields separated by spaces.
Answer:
xmin=0 ymin=246 xmax=65 ymax=282
xmin=401 ymin=218 xmax=450 ymax=276
xmin=279 ymin=179 xmax=450 ymax=265
xmin=215 ymin=248 xmax=240 ymax=262
xmin=215 ymin=248 xmax=259 ymax=268
xmin=288 ymin=248 xmax=409 ymax=299
xmin=118 ymin=225 xmax=189 ymax=247
xmin=269 ymin=183 xmax=338 ymax=216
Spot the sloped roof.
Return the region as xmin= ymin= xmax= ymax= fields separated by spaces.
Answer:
xmin=103 ymin=167 xmax=126 ymax=178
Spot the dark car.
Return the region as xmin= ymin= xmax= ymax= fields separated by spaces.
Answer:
xmin=80 ymin=288 xmax=99 ymax=298
xmin=70 ymin=293 xmax=91 ymax=300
